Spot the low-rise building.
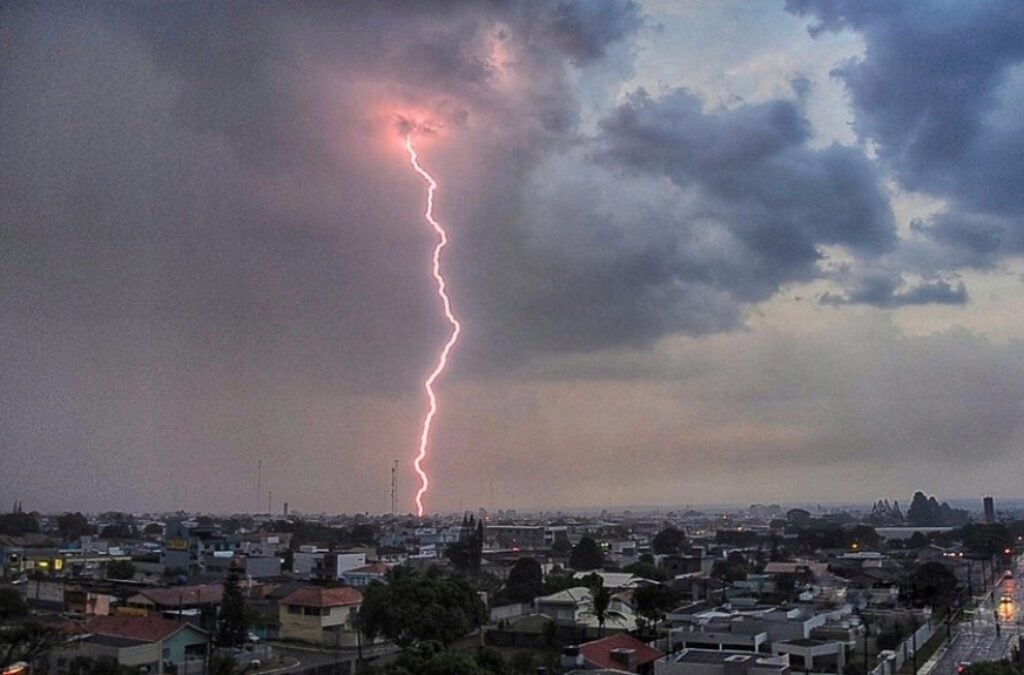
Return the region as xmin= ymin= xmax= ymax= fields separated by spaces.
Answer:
xmin=51 ymin=615 xmax=209 ymax=675
xmin=278 ymin=586 xmax=363 ymax=647
xmin=654 ymin=649 xmax=791 ymax=674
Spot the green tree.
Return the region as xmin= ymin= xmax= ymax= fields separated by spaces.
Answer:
xmin=505 ymin=558 xmax=543 ymax=604
xmin=961 ymin=523 xmax=1013 ymax=559
xmin=208 ymin=653 xmax=239 ymax=675
xmin=218 ymin=561 xmax=248 ymax=647
xmin=386 ymin=641 xmax=490 ymax=675
xmin=551 ymin=538 xmax=572 ymax=555
xmin=623 ymin=561 xmax=667 ymax=581
xmin=475 ymin=647 xmax=510 ymax=675
xmin=143 ymin=523 xmax=163 ymax=536
xmin=0 ymin=588 xmax=29 ymax=620
xmin=56 ymin=512 xmax=94 ymax=540
xmin=569 ymin=537 xmax=604 ymax=571
xmin=105 ymin=560 xmax=136 ymax=580
xmin=847 ymin=525 xmax=881 ymax=550
xmin=359 ymin=567 xmax=487 ymax=647
xmin=632 ymin=583 xmax=677 ymax=622
xmin=712 ymin=551 xmax=750 ymax=582
xmin=908 ymin=531 xmax=930 ymax=548
xmin=651 ymin=527 xmax=686 ymax=555
xmin=0 ymin=511 xmax=39 ymax=536
xmin=446 ymin=517 xmax=484 ymax=572
xmin=0 ymin=621 xmax=66 ymax=669
xmin=909 ymin=561 xmax=959 ymax=608
xmin=543 ymin=572 xmax=578 ymax=595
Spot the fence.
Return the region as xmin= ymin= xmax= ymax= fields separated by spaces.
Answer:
xmin=870 ymin=623 xmax=933 ymax=675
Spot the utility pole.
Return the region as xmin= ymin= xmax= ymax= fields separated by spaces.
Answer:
xmin=390 ymin=460 xmax=398 ymax=517
xmin=256 ymin=459 xmax=262 ymax=515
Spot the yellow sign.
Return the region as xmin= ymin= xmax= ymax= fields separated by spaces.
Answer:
xmin=165 ymin=538 xmax=189 ymax=551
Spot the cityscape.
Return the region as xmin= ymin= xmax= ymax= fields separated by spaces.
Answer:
xmin=4 ymin=1 xmax=1024 ymax=675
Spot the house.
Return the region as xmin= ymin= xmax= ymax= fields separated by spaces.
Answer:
xmin=534 ymin=586 xmax=634 ymax=635
xmin=51 ymin=615 xmax=209 ymax=674
xmin=124 ymin=585 xmax=223 ymax=631
xmin=278 ymin=586 xmax=363 ymax=647
xmin=561 ymin=634 xmax=665 ymax=674
xmin=125 ymin=585 xmax=223 ymax=614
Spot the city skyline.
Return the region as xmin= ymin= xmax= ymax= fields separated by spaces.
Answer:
xmin=3 ymin=1 xmax=1024 ymax=514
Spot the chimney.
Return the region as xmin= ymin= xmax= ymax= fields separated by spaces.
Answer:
xmin=560 ymin=646 xmax=583 ymax=669
xmin=610 ymin=647 xmax=636 ymax=669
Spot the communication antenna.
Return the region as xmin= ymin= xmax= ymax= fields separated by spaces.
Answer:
xmin=390 ymin=459 xmax=399 ymax=516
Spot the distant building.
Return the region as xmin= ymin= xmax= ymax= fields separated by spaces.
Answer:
xmin=984 ymin=496 xmax=995 ymax=524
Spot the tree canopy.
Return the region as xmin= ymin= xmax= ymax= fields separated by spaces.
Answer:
xmin=909 ymin=561 xmax=959 ymax=609
xmin=0 ymin=510 xmax=39 ymax=536
xmin=359 ymin=567 xmax=487 ymax=647
xmin=105 ymin=560 xmax=135 ymax=580
xmin=218 ymin=562 xmax=248 ymax=647
xmin=624 ymin=561 xmax=667 ymax=581
xmin=446 ymin=517 xmax=484 ymax=572
xmin=0 ymin=588 xmax=29 ymax=621
xmin=56 ymin=513 xmax=95 ymax=540
xmin=569 ymin=537 xmax=604 ymax=571
xmin=384 ymin=641 xmax=509 ymax=675
xmin=651 ymin=527 xmax=686 ymax=555
xmin=504 ymin=557 xmax=543 ymax=604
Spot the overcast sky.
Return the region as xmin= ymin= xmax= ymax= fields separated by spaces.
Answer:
xmin=3 ymin=0 xmax=1024 ymax=515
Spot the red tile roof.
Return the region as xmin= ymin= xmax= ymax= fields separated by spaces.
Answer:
xmin=133 ymin=585 xmax=224 ymax=607
xmin=280 ymin=586 xmax=363 ymax=608
xmin=579 ymin=633 xmax=664 ymax=672
xmin=85 ymin=615 xmax=204 ymax=642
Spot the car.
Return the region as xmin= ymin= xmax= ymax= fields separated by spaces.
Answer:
xmin=957 ymin=661 xmax=972 ymax=673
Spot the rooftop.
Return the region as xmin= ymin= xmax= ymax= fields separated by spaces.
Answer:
xmin=85 ymin=615 xmax=202 ymax=642
xmin=131 ymin=584 xmax=223 ymax=607
xmin=579 ymin=633 xmax=663 ymax=670
xmin=280 ymin=586 xmax=363 ymax=608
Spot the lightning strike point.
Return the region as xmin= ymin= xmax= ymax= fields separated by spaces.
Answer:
xmin=404 ymin=134 xmax=461 ymax=517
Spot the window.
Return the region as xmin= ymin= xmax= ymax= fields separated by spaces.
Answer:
xmin=288 ymin=606 xmax=302 ymax=615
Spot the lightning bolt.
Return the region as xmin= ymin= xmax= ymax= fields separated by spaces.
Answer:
xmin=404 ymin=134 xmax=461 ymax=517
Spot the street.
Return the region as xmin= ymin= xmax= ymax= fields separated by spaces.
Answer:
xmin=932 ymin=557 xmax=1021 ymax=673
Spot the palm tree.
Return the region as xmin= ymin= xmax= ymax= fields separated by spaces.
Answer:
xmin=580 ymin=585 xmax=628 ymax=637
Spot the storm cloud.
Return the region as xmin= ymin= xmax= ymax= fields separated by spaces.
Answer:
xmin=787 ymin=0 xmax=1024 ymax=266
xmin=2 ymin=1 xmax=1022 ymax=512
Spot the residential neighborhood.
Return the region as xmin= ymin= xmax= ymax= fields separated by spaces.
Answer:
xmin=2 ymin=493 xmax=1024 ymax=674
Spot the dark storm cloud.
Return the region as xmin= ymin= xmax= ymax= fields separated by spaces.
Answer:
xmin=787 ymin=0 xmax=1024 ymax=265
xmin=819 ymin=270 xmax=967 ymax=308
xmin=0 ymin=0 xmax=650 ymax=510
xmin=592 ymin=88 xmax=896 ymax=307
